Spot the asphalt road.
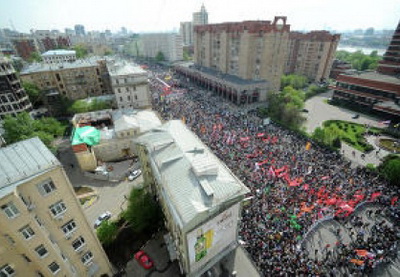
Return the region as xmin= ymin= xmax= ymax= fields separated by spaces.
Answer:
xmin=303 ymin=91 xmax=381 ymax=134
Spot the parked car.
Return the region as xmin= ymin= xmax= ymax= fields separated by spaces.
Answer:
xmin=128 ymin=169 xmax=142 ymax=181
xmin=352 ymin=114 xmax=360 ymax=119
xmin=134 ymin=250 xmax=154 ymax=269
xmin=94 ymin=211 xmax=112 ymax=228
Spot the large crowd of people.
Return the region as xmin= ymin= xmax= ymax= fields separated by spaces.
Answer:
xmin=147 ymin=65 xmax=399 ymax=276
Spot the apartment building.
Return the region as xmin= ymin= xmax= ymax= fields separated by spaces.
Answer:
xmin=193 ymin=16 xmax=290 ymax=92
xmin=0 ymin=137 xmax=113 ymax=277
xmin=0 ymin=57 xmax=32 ymax=120
xmin=180 ymin=22 xmax=193 ymax=46
xmin=138 ymin=33 xmax=183 ymax=61
xmin=107 ymin=59 xmax=151 ymax=109
xmin=42 ymin=50 xmax=77 ymax=64
xmin=192 ymin=4 xmax=208 ymax=26
xmin=285 ymin=31 xmax=340 ymax=82
xmin=31 ymin=30 xmax=71 ymax=53
xmin=20 ymin=57 xmax=111 ymax=100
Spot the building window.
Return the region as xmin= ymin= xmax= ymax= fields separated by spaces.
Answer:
xmin=35 ymin=244 xmax=49 ymax=258
xmin=0 ymin=264 xmax=15 ymax=277
xmin=72 ymin=236 xmax=86 ymax=252
xmin=20 ymin=225 xmax=35 ymax=240
xmin=127 ymin=95 xmax=130 ymax=101
xmin=48 ymin=262 xmax=60 ymax=275
xmin=81 ymin=251 xmax=93 ymax=266
xmin=61 ymin=220 xmax=77 ymax=236
xmin=38 ymin=179 xmax=56 ymax=196
xmin=1 ymin=202 xmax=19 ymax=219
xmin=49 ymin=201 xmax=66 ymax=217
xmin=134 ymin=95 xmax=138 ymax=100
xmin=4 ymin=234 xmax=15 ymax=245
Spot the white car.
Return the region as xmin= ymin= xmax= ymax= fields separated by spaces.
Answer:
xmin=128 ymin=169 xmax=142 ymax=181
xmin=94 ymin=211 xmax=112 ymax=228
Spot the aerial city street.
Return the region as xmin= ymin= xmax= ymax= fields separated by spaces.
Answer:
xmin=0 ymin=1 xmax=399 ymax=277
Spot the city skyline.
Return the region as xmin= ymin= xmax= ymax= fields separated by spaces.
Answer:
xmin=0 ymin=0 xmax=399 ymax=33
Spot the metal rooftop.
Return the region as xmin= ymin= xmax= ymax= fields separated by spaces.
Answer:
xmin=107 ymin=60 xmax=147 ymax=76
xmin=135 ymin=120 xmax=249 ymax=230
xmin=20 ymin=57 xmax=103 ymax=74
xmin=42 ymin=49 xmax=76 ymax=56
xmin=0 ymin=137 xmax=60 ymax=197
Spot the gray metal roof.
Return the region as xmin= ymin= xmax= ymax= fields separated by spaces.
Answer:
xmin=112 ymin=109 xmax=162 ymax=133
xmin=0 ymin=137 xmax=60 ymax=196
xmin=135 ymin=120 xmax=249 ymax=229
xmin=42 ymin=50 xmax=76 ymax=56
xmin=20 ymin=57 xmax=103 ymax=74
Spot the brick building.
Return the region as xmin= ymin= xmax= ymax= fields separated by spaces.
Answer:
xmin=285 ymin=31 xmax=340 ymax=82
xmin=11 ymin=37 xmax=38 ymax=60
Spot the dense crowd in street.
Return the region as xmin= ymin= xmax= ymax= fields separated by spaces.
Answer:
xmin=147 ymin=65 xmax=400 ymax=276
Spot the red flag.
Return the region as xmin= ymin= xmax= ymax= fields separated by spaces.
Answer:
xmin=370 ymin=192 xmax=382 ymax=202
xmin=391 ymin=196 xmax=399 ymax=206
xmin=256 ymin=133 xmax=265 ymax=138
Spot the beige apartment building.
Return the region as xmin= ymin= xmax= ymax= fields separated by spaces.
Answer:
xmin=285 ymin=31 xmax=340 ymax=82
xmin=0 ymin=137 xmax=113 ymax=277
xmin=194 ymin=16 xmax=290 ymax=92
xmin=20 ymin=57 xmax=111 ymax=100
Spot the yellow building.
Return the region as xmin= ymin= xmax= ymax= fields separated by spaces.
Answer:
xmin=19 ymin=57 xmax=111 ymax=100
xmin=285 ymin=31 xmax=340 ymax=82
xmin=194 ymin=16 xmax=290 ymax=92
xmin=0 ymin=137 xmax=113 ymax=277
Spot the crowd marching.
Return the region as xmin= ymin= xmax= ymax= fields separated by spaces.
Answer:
xmin=148 ymin=65 xmax=399 ymax=276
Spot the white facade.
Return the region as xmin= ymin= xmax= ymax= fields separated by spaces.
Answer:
xmin=180 ymin=22 xmax=193 ymax=46
xmin=41 ymin=50 xmax=76 ymax=64
xmin=107 ymin=60 xmax=151 ymax=109
xmin=139 ymin=33 xmax=183 ymax=61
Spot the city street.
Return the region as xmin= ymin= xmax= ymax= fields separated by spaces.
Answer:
xmin=303 ymin=90 xmax=381 ymax=134
xmin=56 ymin=139 xmax=141 ymax=228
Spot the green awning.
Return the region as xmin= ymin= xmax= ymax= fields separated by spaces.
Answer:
xmin=71 ymin=126 xmax=101 ymax=146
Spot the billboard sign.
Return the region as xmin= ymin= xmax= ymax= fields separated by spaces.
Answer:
xmin=186 ymin=203 xmax=240 ymax=273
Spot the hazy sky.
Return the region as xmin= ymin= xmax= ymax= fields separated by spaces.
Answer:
xmin=0 ymin=0 xmax=399 ymax=33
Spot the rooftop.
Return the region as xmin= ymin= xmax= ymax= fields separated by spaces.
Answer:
xmin=42 ymin=49 xmax=76 ymax=56
xmin=135 ymin=120 xmax=249 ymax=230
xmin=113 ymin=109 xmax=162 ymax=133
xmin=342 ymin=71 xmax=400 ymax=86
xmin=20 ymin=56 xmax=103 ymax=74
xmin=0 ymin=137 xmax=60 ymax=197
xmin=107 ymin=60 xmax=147 ymax=76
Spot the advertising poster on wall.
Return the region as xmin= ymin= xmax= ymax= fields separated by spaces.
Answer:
xmin=186 ymin=203 xmax=240 ymax=273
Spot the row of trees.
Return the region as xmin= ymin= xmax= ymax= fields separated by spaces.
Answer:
xmin=335 ymin=50 xmax=381 ymax=71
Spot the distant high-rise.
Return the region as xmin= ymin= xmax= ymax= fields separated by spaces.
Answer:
xmin=74 ymin=24 xmax=85 ymax=36
xmin=377 ymin=20 xmax=400 ymax=76
xmin=192 ymin=4 xmax=208 ymax=26
xmin=121 ymin=27 xmax=127 ymax=35
xmin=180 ymin=21 xmax=193 ymax=46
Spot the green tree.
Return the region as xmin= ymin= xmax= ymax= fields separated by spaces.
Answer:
xmin=96 ymin=221 xmax=118 ymax=246
xmin=22 ymin=82 xmax=42 ymax=107
xmin=123 ymin=188 xmax=162 ymax=233
xmin=281 ymin=74 xmax=308 ymax=90
xmin=28 ymin=52 xmax=42 ymax=62
xmin=183 ymin=49 xmax=191 ymax=61
xmin=379 ymin=156 xmax=400 ymax=186
xmin=72 ymin=44 xmax=89 ymax=59
xmin=2 ymin=112 xmax=66 ymax=150
xmin=67 ymin=99 xmax=111 ymax=114
xmin=155 ymin=51 xmax=165 ymax=62
xmin=335 ymin=50 xmax=381 ymax=71
xmin=104 ymin=49 xmax=113 ymax=56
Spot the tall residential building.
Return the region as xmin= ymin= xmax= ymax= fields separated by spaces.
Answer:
xmin=0 ymin=137 xmax=113 ymax=277
xmin=135 ymin=120 xmax=252 ymax=277
xmin=192 ymin=4 xmax=208 ymax=26
xmin=285 ymin=31 xmax=340 ymax=82
xmin=107 ymin=59 xmax=151 ymax=109
xmin=377 ymin=20 xmax=400 ymax=76
xmin=138 ymin=33 xmax=183 ymax=61
xmin=20 ymin=57 xmax=111 ymax=100
xmin=0 ymin=57 xmax=32 ymax=120
xmin=11 ymin=37 xmax=39 ymax=60
xmin=74 ymin=25 xmax=86 ymax=36
xmin=31 ymin=30 xmax=71 ymax=52
xmin=194 ymin=16 xmax=290 ymax=92
xmin=180 ymin=21 xmax=193 ymax=46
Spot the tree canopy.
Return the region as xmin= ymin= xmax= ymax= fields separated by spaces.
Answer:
xmin=335 ymin=50 xmax=381 ymax=71
xmin=122 ymin=188 xmax=162 ymax=233
xmin=2 ymin=112 xmax=66 ymax=151
xmin=155 ymin=51 xmax=165 ymax=62
xmin=72 ymin=44 xmax=89 ymax=59
xmin=22 ymin=82 xmax=42 ymax=108
xmin=28 ymin=52 xmax=42 ymax=63
xmin=67 ymin=98 xmax=112 ymax=114
xmin=96 ymin=221 xmax=118 ymax=246
xmin=281 ymin=74 xmax=308 ymax=90
xmin=379 ymin=155 xmax=400 ymax=187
